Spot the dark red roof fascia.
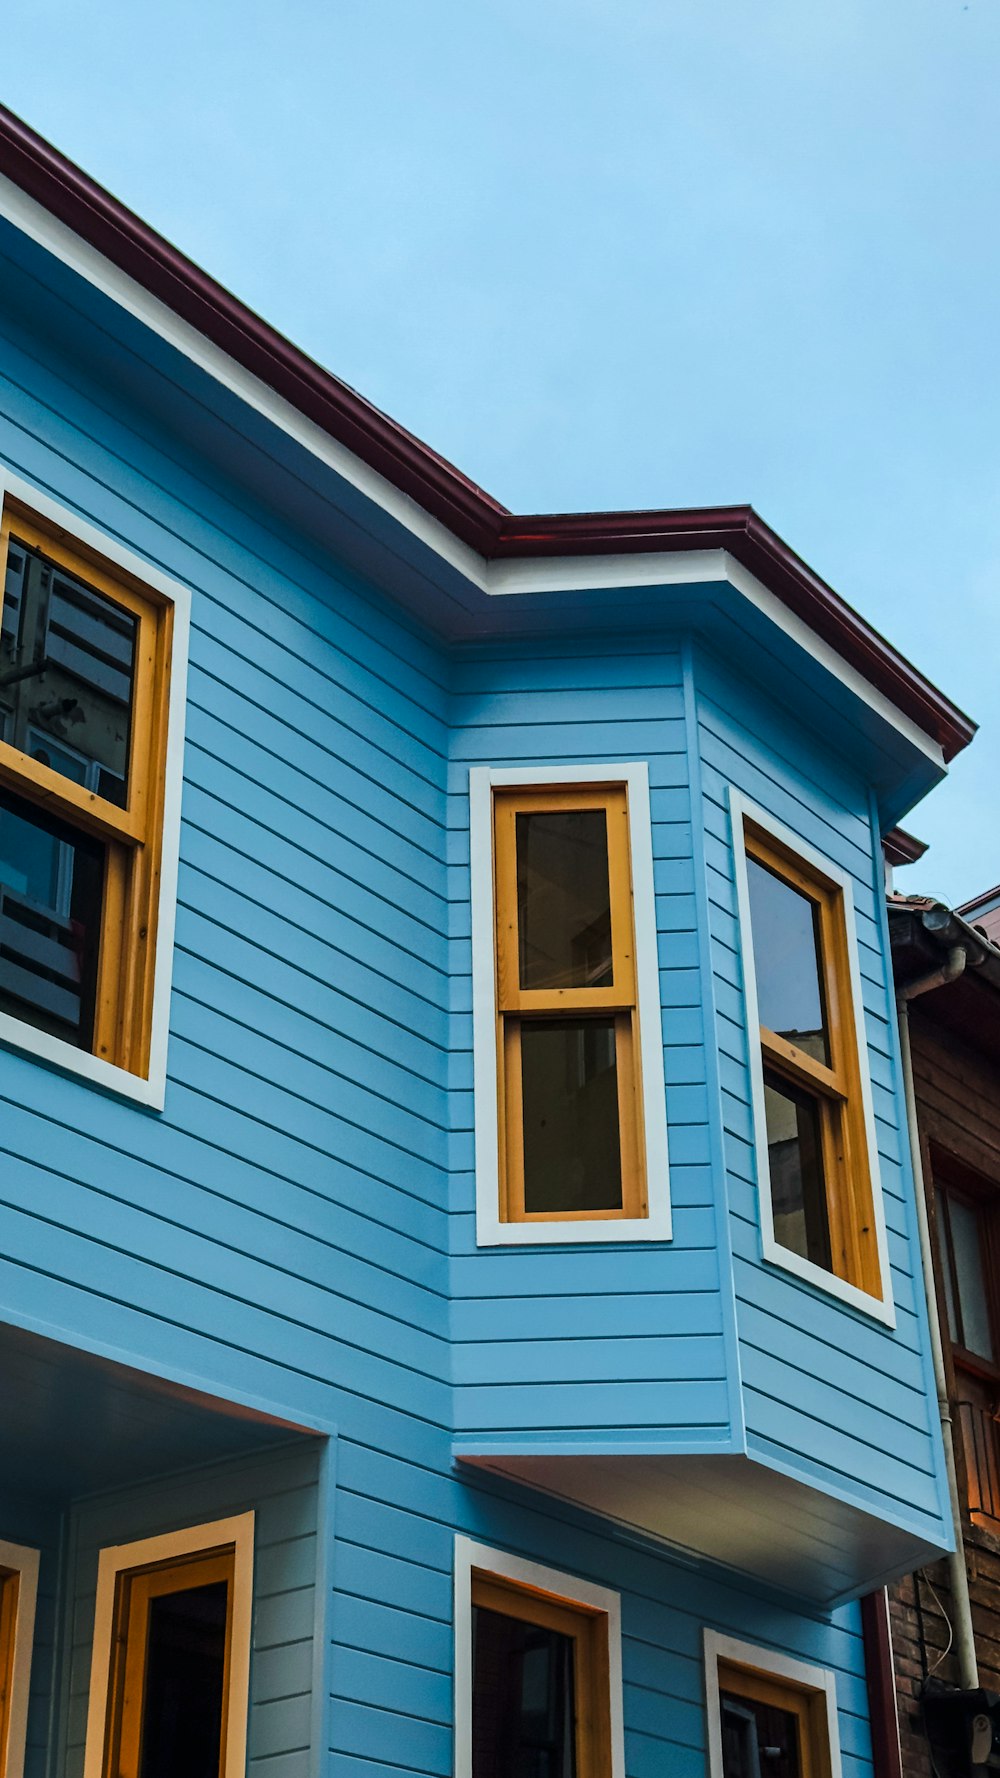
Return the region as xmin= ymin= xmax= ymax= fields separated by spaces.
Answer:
xmin=0 ymin=103 xmax=507 ymax=554
xmin=883 ymin=826 xmax=929 ymax=867
xmin=0 ymin=104 xmax=976 ymax=763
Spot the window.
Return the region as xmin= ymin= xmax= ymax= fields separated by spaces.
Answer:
xmin=705 ymin=1632 xmax=840 ymax=1778
xmin=0 ymin=1538 xmax=40 ymax=1778
xmin=934 ymin=1163 xmax=1000 ymax=1524
xmin=454 ymin=1538 xmax=624 ymax=1778
xmin=0 ymin=492 xmax=182 ymax=1095
xmin=83 ymin=1515 xmax=253 ymax=1778
xmin=731 ymin=792 xmax=890 ymax=1318
xmin=470 ymin=765 xmax=670 ymax=1245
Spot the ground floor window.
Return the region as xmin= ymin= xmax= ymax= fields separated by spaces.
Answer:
xmin=0 ymin=1538 xmax=39 ymax=1778
xmin=455 ymin=1537 xmax=624 ymax=1778
xmin=82 ymin=1514 xmax=253 ymax=1778
xmin=705 ymin=1631 xmax=841 ymax=1778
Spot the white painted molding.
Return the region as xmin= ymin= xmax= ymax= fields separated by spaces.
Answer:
xmin=0 ymin=171 xmax=944 ymax=769
xmin=82 ymin=1512 xmax=254 ymax=1778
xmin=454 ymin=1535 xmax=625 ymax=1778
xmin=469 ymin=762 xmax=671 ymax=1246
xmin=0 ymin=469 xmax=190 ymax=1111
xmin=728 ymin=787 xmax=895 ymax=1327
xmin=0 ymin=1538 xmax=40 ymax=1778
xmin=703 ymin=1628 xmax=843 ymax=1778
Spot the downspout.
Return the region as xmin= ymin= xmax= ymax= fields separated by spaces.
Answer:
xmin=896 ymin=946 xmax=979 ymax=1691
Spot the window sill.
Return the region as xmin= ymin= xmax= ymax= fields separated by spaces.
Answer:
xmin=761 ymin=1232 xmax=896 ymax=1328
xmin=0 ymin=1011 xmax=165 ymax=1110
xmin=475 ymin=1210 xmax=672 ymax=1246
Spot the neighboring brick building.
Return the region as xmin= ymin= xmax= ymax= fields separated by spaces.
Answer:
xmin=888 ymin=889 xmax=1000 ymax=1776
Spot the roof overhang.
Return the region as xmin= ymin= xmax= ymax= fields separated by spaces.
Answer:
xmin=0 ymin=103 xmax=976 ymax=805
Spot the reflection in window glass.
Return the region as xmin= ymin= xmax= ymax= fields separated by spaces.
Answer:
xmin=521 ymin=1018 xmax=622 ymax=1213
xmin=940 ymin=1191 xmax=995 ymax=1362
xmin=2 ymin=539 xmax=135 ymax=807
xmin=516 ymin=810 xmax=613 ymax=991
xmin=746 ymin=858 xmax=829 ymax=1064
xmin=472 ymin=1604 xmax=577 ymax=1778
xmin=0 ymin=783 xmax=104 ymax=1047
xmin=763 ymin=1072 xmax=832 ymax=1271
xmin=721 ymin=1692 xmax=802 ymax=1778
xmin=139 ymin=1581 xmax=229 ymax=1778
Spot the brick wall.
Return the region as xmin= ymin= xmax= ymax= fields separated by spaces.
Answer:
xmin=886 ymin=995 xmax=1000 ymax=1775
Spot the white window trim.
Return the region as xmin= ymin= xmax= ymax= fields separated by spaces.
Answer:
xmin=469 ymin=761 xmax=670 ymax=1245
xmin=729 ymin=787 xmax=895 ymax=1326
xmin=704 ymin=1628 xmax=843 ymax=1778
xmin=0 ymin=1538 xmax=40 ymax=1778
xmin=0 ymin=469 xmax=190 ymax=1111
xmin=454 ymin=1535 xmax=625 ymax=1778
xmin=82 ymin=1512 xmax=254 ymax=1778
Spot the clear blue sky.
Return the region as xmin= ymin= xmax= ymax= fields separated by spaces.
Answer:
xmin=3 ymin=0 xmax=998 ymax=903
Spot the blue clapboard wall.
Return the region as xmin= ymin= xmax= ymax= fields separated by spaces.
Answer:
xmin=0 ymin=204 xmax=948 ymax=1776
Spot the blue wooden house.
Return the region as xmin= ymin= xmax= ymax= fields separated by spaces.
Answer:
xmin=0 ymin=103 xmax=976 ymax=1778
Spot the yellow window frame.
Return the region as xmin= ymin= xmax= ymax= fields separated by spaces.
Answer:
xmin=0 ymin=1567 xmax=19 ymax=1778
xmin=718 ymin=1655 xmax=834 ymax=1778
xmin=745 ymin=819 xmax=881 ymax=1300
xmin=0 ymin=500 xmax=173 ymax=1078
xmin=492 ymin=782 xmax=647 ymax=1223
xmin=472 ymin=1567 xmax=613 ymax=1778
xmin=104 ymin=1547 xmax=235 ymax=1778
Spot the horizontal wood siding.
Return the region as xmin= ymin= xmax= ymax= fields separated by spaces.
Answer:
xmin=0 ymin=288 xmax=453 ymax=1447
xmin=61 ymin=1442 xmax=320 ymax=1778
xmin=692 ymin=646 xmax=947 ymax=1536
xmin=447 ymin=640 xmax=731 ymax=1445
xmin=332 ymin=1448 xmax=876 ymax=1776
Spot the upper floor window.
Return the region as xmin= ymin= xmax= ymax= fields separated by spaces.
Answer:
xmin=731 ymin=792 xmax=891 ymax=1321
xmin=470 ymin=765 xmax=670 ymax=1245
xmin=494 ymin=783 xmax=643 ymax=1223
xmin=934 ymin=1162 xmax=1000 ymax=1525
xmin=0 ymin=496 xmax=179 ymax=1091
xmin=936 ymin=1178 xmax=996 ymax=1365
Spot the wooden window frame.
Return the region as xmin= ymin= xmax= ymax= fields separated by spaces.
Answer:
xmin=454 ymin=1536 xmax=625 ymax=1778
xmin=82 ymin=1514 xmax=254 ymax=1778
xmin=0 ymin=1540 xmax=39 ymax=1778
xmin=0 ymin=474 xmax=190 ymax=1107
xmin=730 ymin=789 xmax=893 ymax=1325
xmin=469 ymin=763 xmax=671 ymax=1246
xmin=931 ymin=1152 xmax=1000 ymax=1525
xmin=493 ymin=782 xmax=645 ymax=1225
xmin=704 ymin=1630 xmax=842 ymax=1778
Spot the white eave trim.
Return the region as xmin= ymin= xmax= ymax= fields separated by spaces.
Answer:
xmin=0 ymin=171 xmax=946 ymax=772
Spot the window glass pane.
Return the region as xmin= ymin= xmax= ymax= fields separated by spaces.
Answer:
xmin=721 ymin=1692 xmax=803 ymax=1778
xmin=0 ymin=784 xmax=104 ymax=1048
xmin=521 ymin=1018 xmax=622 ymax=1213
xmin=516 ymin=809 xmax=613 ymax=991
xmin=935 ymin=1189 xmax=961 ymax=1346
xmin=746 ymin=856 xmax=829 ymax=1064
xmin=2 ymin=540 xmax=135 ymax=808
xmin=138 ymin=1580 xmax=229 ymax=1778
xmin=763 ymin=1072 xmax=832 ymax=1271
xmin=948 ymin=1195 xmax=994 ymax=1362
xmin=472 ymin=1603 xmax=577 ymax=1778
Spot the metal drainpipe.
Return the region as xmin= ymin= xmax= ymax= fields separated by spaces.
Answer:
xmin=896 ymin=946 xmax=979 ymax=1691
